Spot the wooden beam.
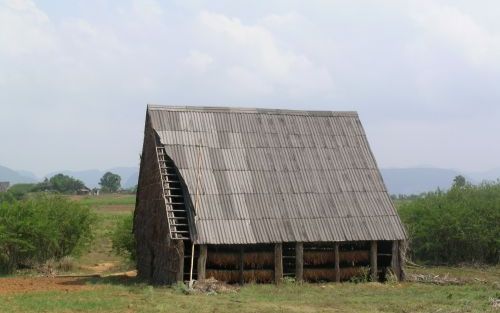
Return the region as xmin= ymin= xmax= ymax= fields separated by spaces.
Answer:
xmin=274 ymin=243 xmax=283 ymax=284
xmin=197 ymin=244 xmax=207 ymax=281
xmin=334 ymin=243 xmax=340 ymax=282
xmin=391 ymin=240 xmax=401 ymax=281
xmin=176 ymin=240 xmax=184 ymax=282
xmin=399 ymin=240 xmax=406 ymax=281
xmin=295 ymin=242 xmax=303 ymax=282
xmin=370 ymin=241 xmax=377 ymax=282
xmin=239 ymin=246 xmax=245 ymax=285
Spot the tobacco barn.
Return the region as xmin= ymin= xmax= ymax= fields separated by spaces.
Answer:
xmin=134 ymin=105 xmax=407 ymax=285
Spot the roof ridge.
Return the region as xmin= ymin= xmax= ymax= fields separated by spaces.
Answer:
xmin=147 ymin=104 xmax=358 ymax=117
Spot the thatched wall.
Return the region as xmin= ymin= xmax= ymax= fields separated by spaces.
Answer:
xmin=207 ymin=251 xmax=274 ymax=269
xmin=134 ymin=115 xmax=183 ymax=284
xmin=206 ymin=269 xmax=274 ymax=283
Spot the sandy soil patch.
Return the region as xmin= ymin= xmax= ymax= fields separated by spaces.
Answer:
xmin=0 ymin=277 xmax=98 ymax=294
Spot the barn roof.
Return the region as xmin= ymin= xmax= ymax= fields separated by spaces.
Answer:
xmin=147 ymin=105 xmax=407 ymax=244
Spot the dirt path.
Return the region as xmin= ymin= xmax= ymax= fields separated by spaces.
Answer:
xmin=0 ymin=276 xmax=99 ymax=294
xmin=0 ymin=269 xmax=137 ymax=295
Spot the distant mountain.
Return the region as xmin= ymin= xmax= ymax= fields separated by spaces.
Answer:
xmin=467 ymin=168 xmax=500 ymax=183
xmin=4 ymin=163 xmax=500 ymax=195
xmin=380 ymin=167 xmax=464 ymax=195
xmin=124 ymin=171 xmax=139 ymax=188
xmin=0 ymin=165 xmax=37 ymax=184
xmin=45 ymin=167 xmax=139 ymax=188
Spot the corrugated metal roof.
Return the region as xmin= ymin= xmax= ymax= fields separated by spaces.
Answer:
xmin=147 ymin=105 xmax=407 ymax=244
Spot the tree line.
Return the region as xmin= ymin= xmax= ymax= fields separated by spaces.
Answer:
xmin=398 ymin=176 xmax=500 ymax=265
xmin=5 ymin=172 xmax=123 ymax=199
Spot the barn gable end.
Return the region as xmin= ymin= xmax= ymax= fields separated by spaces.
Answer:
xmin=134 ymin=105 xmax=407 ymax=284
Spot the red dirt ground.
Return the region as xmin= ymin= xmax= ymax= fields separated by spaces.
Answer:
xmin=0 ymin=276 xmax=98 ymax=294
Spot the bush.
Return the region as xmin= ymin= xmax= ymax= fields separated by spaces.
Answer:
xmin=0 ymin=195 xmax=96 ymax=273
xmin=32 ymin=174 xmax=86 ymax=194
xmin=111 ymin=213 xmax=136 ymax=261
xmin=399 ymin=180 xmax=500 ymax=264
xmin=6 ymin=183 xmax=36 ymax=200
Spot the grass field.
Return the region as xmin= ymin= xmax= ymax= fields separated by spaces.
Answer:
xmin=0 ymin=194 xmax=498 ymax=312
xmin=70 ymin=194 xmax=135 ymax=275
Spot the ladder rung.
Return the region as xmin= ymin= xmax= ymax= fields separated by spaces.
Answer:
xmin=166 ymin=194 xmax=183 ymax=197
xmin=171 ymin=231 xmax=189 ymax=234
xmin=168 ymin=216 xmax=186 ymax=219
xmin=164 ymin=187 xmax=182 ymax=190
xmin=167 ymin=210 xmax=186 ymax=213
xmin=166 ymin=202 xmax=184 ymax=205
xmin=171 ymin=223 xmax=188 ymax=226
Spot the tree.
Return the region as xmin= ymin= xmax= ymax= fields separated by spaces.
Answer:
xmin=452 ymin=175 xmax=467 ymax=188
xmin=99 ymin=172 xmax=121 ymax=193
xmin=48 ymin=174 xmax=85 ymax=194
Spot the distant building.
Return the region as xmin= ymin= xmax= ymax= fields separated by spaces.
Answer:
xmin=0 ymin=182 xmax=10 ymax=193
xmin=91 ymin=188 xmax=100 ymax=196
xmin=76 ymin=187 xmax=91 ymax=195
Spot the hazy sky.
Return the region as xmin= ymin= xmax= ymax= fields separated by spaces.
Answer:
xmin=1 ymin=0 xmax=500 ymax=177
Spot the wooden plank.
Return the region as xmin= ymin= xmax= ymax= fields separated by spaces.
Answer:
xmin=176 ymin=240 xmax=185 ymax=282
xmin=391 ymin=240 xmax=401 ymax=281
xmin=197 ymin=244 xmax=207 ymax=281
xmin=239 ymin=246 xmax=245 ymax=285
xmin=274 ymin=243 xmax=283 ymax=284
xmin=399 ymin=240 xmax=406 ymax=281
xmin=295 ymin=242 xmax=303 ymax=282
xmin=334 ymin=243 xmax=340 ymax=282
xmin=370 ymin=241 xmax=377 ymax=282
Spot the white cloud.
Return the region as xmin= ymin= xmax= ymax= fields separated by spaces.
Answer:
xmin=0 ymin=0 xmax=57 ymax=55
xmin=184 ymin=50 xmax=214 ymax=73
xmin=197 ymin=11 xmax=334 ymax=98
xmin=411 ymin=2 xmax=500 ymax=67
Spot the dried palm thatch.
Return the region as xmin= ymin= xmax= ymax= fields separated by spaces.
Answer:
xmin=339 ymin=250 xmax=369 ymax=263
xmin=243 ymin=269 xmax=274 ymax=283
xmin=303 ymin=267 xmax=365 ymax=282
xmin=207 ymin=252 xmax=274 ymax=268
xmin=206 ymin=269 xmax=240 ymax=282
xmin=243 ymin=252 xmax=274 ymax=267
xmin=208 ymin=253 xmax=239 ymax=267
xmin=205 ymin=269 xmax=274 ymax=283
xmin=303 ymin=250 xmax=369 ymax=266
xmin=304 ymin=251 xmax=335 ymax=265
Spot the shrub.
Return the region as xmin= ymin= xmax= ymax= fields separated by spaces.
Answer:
xmin=398 ymin=181 xmax=500 ymax=264
xmin=0 ymin=195 xmax=95 ymax=273
xmin=111 ymin=213 xmax=136 ymax=261
xmin=32 ymin=174 xmax=86 ymax=194
xmin=6 ymin=183 xmax=36 ymax=200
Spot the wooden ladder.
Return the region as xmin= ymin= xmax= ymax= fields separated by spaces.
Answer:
xmin=156 ymin=146 xmax=190 ymax=240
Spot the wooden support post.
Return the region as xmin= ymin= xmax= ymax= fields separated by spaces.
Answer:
xmin=295 ymin=242 xmax=303 ymax=282
xmin=197 ymin=244 xmax=207 ymax=281
xmin=370 ymin=241 xmax=378 ymax=282
xmin=391 ymin=240 xmax=401 ymax=281
xmin=239 ymin=246 xmax=245 ymax=285
xmin=334 ymin=243 xmax=340 ymax=282
xmin=274 ymin=243 xmax=283 ymax=284
xmin=399 ymin=240 xmax=406 ymax=281
xmin=176 ymin=240 xmax=185 ymax=282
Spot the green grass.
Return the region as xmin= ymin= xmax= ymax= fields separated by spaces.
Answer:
xmin=74 ymin=194 xmax=136 ymax=207
xmin=2 ymin=195 xmax=498 ymax=312
xmin=0 ymin=276 xmax=498 ymax=313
